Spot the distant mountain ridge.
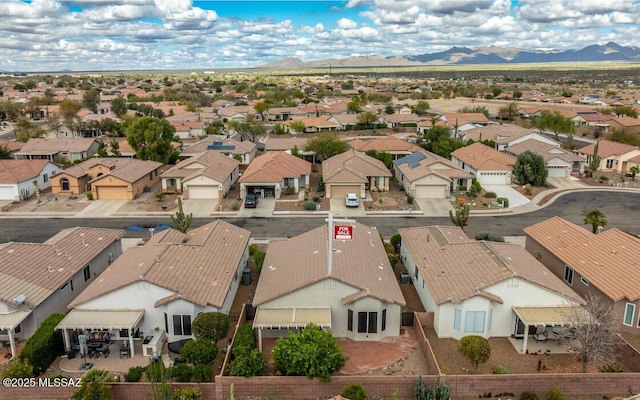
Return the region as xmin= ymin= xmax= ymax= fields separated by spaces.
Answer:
xmin=258 ymin=42 xmax=640 ymax=68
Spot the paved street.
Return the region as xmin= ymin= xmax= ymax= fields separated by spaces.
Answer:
xmin=1 ymin=191 xmax=638 ymax=243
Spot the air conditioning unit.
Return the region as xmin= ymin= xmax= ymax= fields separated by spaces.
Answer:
xmin=51 ymin=171 xmax=57 ymax=176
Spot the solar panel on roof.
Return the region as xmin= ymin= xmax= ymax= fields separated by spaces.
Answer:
xmin=394 ymin=151 xmax=425 ymax=169
xmin=207 ymin=144 xmax=236 ymax=151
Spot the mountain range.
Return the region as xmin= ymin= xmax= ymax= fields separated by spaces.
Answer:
xmin=258 ymin=42 xmax=640 ymax=68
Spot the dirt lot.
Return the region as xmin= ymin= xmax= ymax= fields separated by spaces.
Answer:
xmin=364 ymin=179 xmax=417 ymax=211
xmin=2 ymin=189 xmax=90 ymax=213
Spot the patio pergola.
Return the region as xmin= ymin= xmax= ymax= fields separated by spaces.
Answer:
xmin=56 ymin=309 xmax=144 ymax=357
xmin=0 ymin=310 xmax=32 ymax=358
xmin=513 ymin=305 xmax=586 ymax=353
xmin=252 ymin=307 xmax=332 ymax=351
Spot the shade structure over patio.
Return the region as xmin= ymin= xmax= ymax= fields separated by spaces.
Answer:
xmin=253 ymin=307 xmax=332 ymax=351
xmin=512 ymin=305 xmax=586 ymax=353
xmin=56 ymin=309 xmax=144 ymax=357
xmin=0 ymin=310 xmax=32 ymax=358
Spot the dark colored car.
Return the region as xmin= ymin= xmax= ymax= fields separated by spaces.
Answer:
xmin=244 ymin=194 xmax=258 ymax=208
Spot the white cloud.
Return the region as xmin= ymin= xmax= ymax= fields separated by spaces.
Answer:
xmin=336 ymin=18 xmax=358 ymax=30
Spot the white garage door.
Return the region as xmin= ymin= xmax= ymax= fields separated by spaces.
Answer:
xmin=330 ymin=184 xmax=362 ymax=199
xmin=414 ymin=184 xmax=445 ymax=199
xmin=0 ymin=185 xmax=17 ymax=200
xmin=547 ymin=166 xmax=569 ymax=178
xmin=478 ymin=172 xmax=510 ymax=185
xmin=188 ymin=185 xmax=219 ymax=199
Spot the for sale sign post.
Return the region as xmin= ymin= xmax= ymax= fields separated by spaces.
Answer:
xmin=334 ymin=225 xmax=353 ymax=240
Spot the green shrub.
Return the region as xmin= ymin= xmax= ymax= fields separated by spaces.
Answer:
xmin=249 ymin=243 xmax=258 ymax=256
xmin=472 ymin=178 xmax=482 ymax=192
xmin=340 ymin=383 xmax=367 ymax=400
xmin=497 ymin=197 xmax=509 ymax=208
xmin=71 ymin=369 xmax=114 ymax=400
xmin=523 ymin=186 xmax=533 ymax=196
xmin=520 ymin=390 xmax=539 ymax=400
xmin=493 ymin=364 xmax=510 ymax=374
xmin=2 ymin=358 xmax=34 ymax=378
xmin=85 ymin=191 xmax=93 ymax=200
xmin=545 ymin=388 xmax=564 ymax=400
xmin=19 ymin=313 xmax=65 ymax=376
xmin=193 ymin=364 xmax=212 ymax=383
xmin=484 ymin=191 xmax=497 ymax=198
xmin=123 ymin=366 xmax=144 ymax=382
xmin=599 ymin=363 xmax=624 ymax=373
xmin=475 ymin=231 xmax=505 ymax=242
xmin=232 ymin=324 xmax=256 ymax=358
xmin=192 ymin=312 xmax=229 ymax=342
xmin=144 ymin=362 xmax=165 ymax=382
xmin=406 ymin=194 xmax=414 ymax=204
xmin=304 ymin=200 xmax=317 ymax=210
xmin=284 ymin=186 xmax=295 ymax=196
xmin=468 ymin=185 xmax=478 ymax=198
xmin=313 ymin=196 xmax=320 ymax=203
xmin=390 ymin=234 xmax=402 ymax=253
xmin=180 ymin=340 xmax=218 ymax=365
xmin=172 ymin=387 xmax=203 ymax=400
xmin=457 ymin=335 xmax=491 ymax=373
xmin=171 ymin=363 xmax=193 ymax=382
xmin=253 ymin=250 xmax=266 ymax=274
xmin=229 ymin=348 xmax=268 ymax=377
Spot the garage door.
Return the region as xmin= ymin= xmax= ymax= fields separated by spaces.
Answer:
xmin=414 ymin=184 xmax=445 ymax=199
xmin=547 ymin=166 xmax=569 ymax=178
xmin=329 ymin=184 xmax=361 ymax=199
xmin=188 ymin=185 xmax=219 ymax=199
xmin=0 ymin=185 xmax=17 ymax=200
xmin=96 ymin=186 xmax=128 ymax=199
xmin=478 ymin=172 xmax=509 ymax=185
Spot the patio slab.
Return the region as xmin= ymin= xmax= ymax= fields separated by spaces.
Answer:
xmin=59 ymin=340 xmax=152 ymax=374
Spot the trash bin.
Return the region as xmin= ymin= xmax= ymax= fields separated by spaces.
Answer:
xmin=67 ymin=350 xmax=76 ymax=359
xmin=400 ymin=271 xmax=411 ymax=284
xmin=242 ymin=268 xmax=252 ymax=286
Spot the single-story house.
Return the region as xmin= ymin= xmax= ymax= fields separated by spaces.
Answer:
xmin=238 ymin=151 xmax=311 ymax=199
xmin=88 ymin=159 xmax=163 ymax=200
xmin=0 ymin=139 xmax=25 ymax=158
xmin=524 ymin=216 xmax=640 ymax=336
xmin=459 ymin=125 xmax=556 ymax=151
xmin=322 ymin=150 xmax=392 ymax=199
xmin=59 ymin=220 xmax=251 ymax=353
xmin=451 ymin=142 xmax=516 ymax=185
xmin=577 ymin=139 xmax=640 ymax=173
xmin=0 ymin=159 xmax=61 ymax=200
xmin=264 ymin=135 xmax=315 ymax=162
xmin=608 ymin=116 xmax=640 ymax=133
xmin=252 ymin=222 xmax=405 ymax=349
xmin=348 ymin=136 xmax=422 ymax=160
xmin=504 ymin=139 xmax=587 ymax=177
xmin=399 ymin=225 xmax=583 ymax=352
xmin=180 ymin=137 xmax=257 ymax=165
xmin=0 ymin=227 xmax=124 ymax=357
xmin=168 ymin=120 xmax=206 ymax=140
xmin=282 ymin=116 xmax=340 ymax=133
xmin=378 ymin=113 xmax=426 ymax=128
xmin=160 ymin=151 xmax=239 ymax=199
xmin=13 ymin=137 xmax=99 ymax=163
xmin=394 ymin=151 xmax=473 ymax=198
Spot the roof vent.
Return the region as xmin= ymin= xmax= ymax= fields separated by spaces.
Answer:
xmin=14 ymin=294 xmax=26 ymax=305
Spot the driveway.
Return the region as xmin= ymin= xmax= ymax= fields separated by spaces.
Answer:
xmin=329 ymin=198 xmax=366 ymax=217
xmin=413 ymin=198 xmax=453 ymax=217
xmin=181 ymin=199 xmax=216 ymax=218
xmin=239 ymin=197 xmax=275 ymax=217
xmin=481 ymin=184 xmax=530 ymax=208
xmin=74 ymin=199 xmax=128 ymax=218
xmin=547 ymin=177 xmax=586 ymax=189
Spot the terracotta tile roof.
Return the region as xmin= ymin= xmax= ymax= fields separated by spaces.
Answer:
xmin=253 ymin=222 xmax=405 ymax=307
xmin=395 ymin=151 xmax=472 ymax=183
xmin=284 ymin=116 xmax=340 ymax=129
xmin=0 ymin=140 xmax=24 ymax=152
xmin=69 ymin=220 xmax=250 ymax=309
xmin=168 ymin=120 xmax=206 ymax=130
xmin=441 ymin=112 xmax=490 ymax=126
xmin=181 ymin=137 xmax=256 ymax=157
xmin=89 ymin=159 xmax=162 ymax=184
xmin=264 ymin=136 xmax=308 ymax=151
xmin=451 ymin=142 xmax=515 ymax=171
xmin=348 ymin=136 xmax=422 ymax=153
xmin=577 ymin=140 xmax=639 ymax=158
xmin=0 ymin=227 xmax=124 ymax=309
xmin=0 ymin=160 xmax=52 ymax=183
xmin=524 ymin=216 xmax=640 ymax=302
xmin=505 ymin=139 xmax=586 ymax=163
xmin=612 ymin=116 xmax=640 ymax=127
xmin=330 ymin=114 xmax=361 ymax=125
xmin=323 ymin=150 xmax=391 ymax=184
xmin=578 ymin=113 xmax=613 ymax=123
xmin=461 ymin=124 xmax=532 ymax=144
xmin=18 ymin=137 xmax=97 ymax=154
xmin=239 ymin=152 xmax=311 ymax=183
xmin=162 ymin=151 xmax=238 ymax=183
xmin=399 ymin=226 xmax=581 ymax=306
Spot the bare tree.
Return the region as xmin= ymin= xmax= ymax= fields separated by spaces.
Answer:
xmin=559 ymin=294 xmax=621 ymax=373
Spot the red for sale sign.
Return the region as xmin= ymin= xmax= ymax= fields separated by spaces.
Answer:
xmin=334 ymin=225 xmax=353 ymax=240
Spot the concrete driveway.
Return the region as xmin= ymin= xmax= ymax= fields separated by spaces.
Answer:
xmin=413 ymin=198 xmax=454 ymax=217
xmin=547 ymin=177 xmax=585 ymax=189
xmin=329 ymin=198 xmax=366 ymax=217
xmin=181 ymin=199 xmax=216 ymax=217
xmin=482 ymin=184 xmax=530 ymax=208
xmin=239 ymin=197 xmax=275 ymax=217
xmin=75 ymin=199 xmax=128 ymax=218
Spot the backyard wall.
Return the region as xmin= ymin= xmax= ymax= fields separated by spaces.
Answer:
xmin=621 ymin=335 xmax=640 ymax=372
xmin=414 ymin=312 xmax=441 ymax=375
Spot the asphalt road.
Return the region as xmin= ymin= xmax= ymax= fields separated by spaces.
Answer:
xmin=0 ymin=191 xmax=638 ymax=243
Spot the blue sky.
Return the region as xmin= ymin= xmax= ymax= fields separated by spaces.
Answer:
xmin=1 ymin=0 xmax=639 ymax=72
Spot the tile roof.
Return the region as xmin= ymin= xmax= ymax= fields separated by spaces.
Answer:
xmin=441 ymin=112 xmax=490 ymax=126
xmin=398 ymin=226 xmax=581 ymax=306
xmin=612 ymin=116 xmax=640 ymax=127
xmin=18 ymin=137 xmax=97 ymax=154
xmin=395 ymin=151 xmax=472 ymax=183
xmin=162 ymin=151 xmax=238 ymax=183
xmin=322 ymin=150 xmax=391 ymax=184
xmin=0 ymin=140 xmax=24 ymax=152
xmin=461 ymin=124 xmax=533 ymax=144
xmin=239 ymin=151 xmax=311 ymax=183
xmin=181 ymin=137 xmax=256 ymax=157
xmin=524 ymin=216 xmax=640 ymax=302
xmin=89 ymin=159 xmax=163 ymax=184
xmin=578 ymin=140 xmax=639 ymax=158
xmin=451 ymin=142 xmax=516 ymax=171
xmin=0 ymin=227 xmax=124 ymax=309
xmin=253 ymin=222 xmax=405 ymax=307
xmin=69 ymin=220 xmax=251 ymax=309
xmin=505 ymin=139 xmax=586 ymax=163
xmin=348 ymin=136 xmax=422 ymax=153
xmin=264 ymin=136 xmax=309 ymax=151
xmin=0 ymin=160 xmax=52 ymax=184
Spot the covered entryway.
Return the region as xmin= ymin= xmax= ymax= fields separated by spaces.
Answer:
xmin=56 ymin=309 xmax=145 ymax=357
xmin=414 ymin=184 xmax=445 ymax=199
xmin=186 ymin=185 xmax=219 ymax=199
xmin=328 ymin=184 xmax=362 ymax=199
xmin=96 ymin=186 xmax=128 ymax=199
xmin=0 ymin=310 xmax=32 ymax=358
xmin=253 ymin=307 xmax=331 ymax=351
xmin=512 ymin=306 xmax=585 ymax=354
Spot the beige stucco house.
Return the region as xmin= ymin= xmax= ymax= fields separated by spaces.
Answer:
xmin=322 ymin=149 xmax=392 ymax=199
xmin=577 ymin=140 xmax=640 ymax=173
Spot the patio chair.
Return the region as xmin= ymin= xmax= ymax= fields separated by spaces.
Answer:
xmin=119 ymin=344 xmax=131 ymax=359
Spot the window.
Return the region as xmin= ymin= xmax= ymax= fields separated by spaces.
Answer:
xmin=149 ymin=172 xmax=153 ymax=180
xmin=284 ymin=177 xmax=295 ymax=187
xmin=347 ymin=310 xmax=353 ymax=331
xmin=164 ymin=313 xmax=169 ymax=333
xmin=43 ymin=174 xmax=48 ymax=183
xmin=173 ymin=315 xmax=192 ymax=336
xmin=357 ymin=311 xmax=378 ymax=333
xmin=453 ymin=309 xmax=461 ymax=331
xmin=606 ymin=159 xmax=614 ymax=169
xmin=83 ymin=265 xmax=91 ymax=282
xmin=464 ymin=311 xmax=485 ymax=333
xmin=581 ymin=277 xmax=589 ymax=286
xmin=61 ymin=178 xmax=70 ymax=191
xmin=382 ymin=309 xmax=387 ymax=331
xmin=169 ymin=178 xmax=176 ymax=187
xmin=563 ymin=265 xmax=574 ymax=285
xmin=624 ymin=303 xmax=635 ymax=327
xmin=414 ymin=265 xmax=419 ymax=279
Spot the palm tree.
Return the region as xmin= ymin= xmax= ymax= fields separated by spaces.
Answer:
xmin=583 ymin=209 xmax=607 ymax=234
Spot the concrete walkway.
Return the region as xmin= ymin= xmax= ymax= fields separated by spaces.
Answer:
xmin=482 ymin=184 xmax=530 ymax=208
xmin=74 ymin=200 xmax=128 ymax=218
xmin=547 ymin=177 xmax=586 ymax=189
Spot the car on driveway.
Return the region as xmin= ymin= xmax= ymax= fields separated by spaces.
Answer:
xmin=244 ymin=194 xmax=258 ymax=208
xmin=345 ymin=193 xmax=359 ymax=207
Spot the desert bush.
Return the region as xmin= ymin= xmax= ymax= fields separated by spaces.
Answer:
xmin=232 ymin=324 xmax=256 ymax=357
xmin=468 ymin=185 xmax=478 ymax=198
xmin=180 ymin=340 xmax=218 ymax=365
xmin=390 ymin=234 xmax=402 ymax=252
xmin=523 ymin=185 xmax=533 ymax=195
xmin=192 ymin=312 xmax=229 ymax=342
xmin=249 ymin=244 xmax=258 ymax=255
xmin=475 ymin=231 xmax=505 ymax=242
xmin=406 ymin=194 xmax=414 ymax=204
xmin=545 ymin=388 xmax=564 ymax=400
xmin=497 ymin=197 xmax=509 ymax=208
xmin=172 ymin=387 xmax=203 ymax=400
xmin=2 ymin=358 xmax=34 ymax=378
xmin=457 ymin=335 xmax=491 ymax=373
xmin=171 ymin=364 xmax=193 ymax=382
xmin=253 ymin=250 xmax=265 ymax=274
xmin=229 ymin=348 xmax=267 ymax=377
xmin=85 ymin=191 xmax=93 ymax=200
xmin=313 ymin=196 xmax=320 ymax=203
xmin=599 ymin=363 xmax=624 ymax=373
xmin=123 ymin=366 xmax=144 ymax=382
xmin=340 ymin=383 xmax=367 ymax=400
xmin=520 ymin=390 xmax=538 ymax=400
xmin=484 ymin=191 xmax=497 ymax=198
xmin=193 ymin=364 xmax=212 ymax=383
xmin=19 ymin=313 xmax=65 ymax=376
xmin=304 ymin=200 xmax=317 ymax=210
xmin=493 ymin=364 xmax=510 ymax=374
xmin=283 ymin=186 xmax=295 ymax=196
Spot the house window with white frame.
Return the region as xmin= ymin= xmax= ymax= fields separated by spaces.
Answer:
xmin=563 ymin=265 xmax=574 ymax=285
xmin=624 ymin=303 xmax=635 ymax=327
xmin=453 ymin=309 xmax=461 ymax=331
xmin=464 ymin=311 xmax=485 ymax=333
